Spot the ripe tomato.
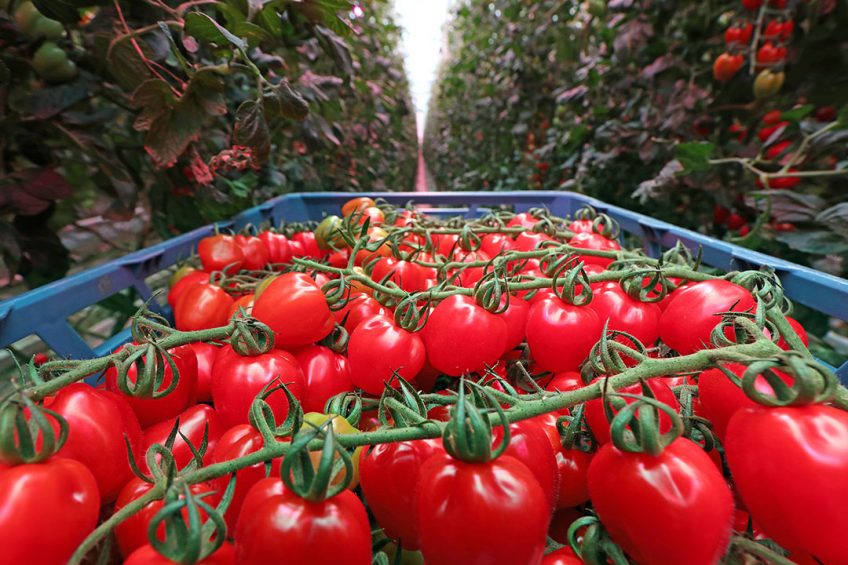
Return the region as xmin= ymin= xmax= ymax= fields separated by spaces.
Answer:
xmin=589 ymin=282 xmax=661 ymax=346
xmin=174 ymin=283 xmax=234 ymax=331
xmin=755 ymin=168 xmax=801 ymax=189
xmin=423 ymin=295 xmax=508 ymax=376
xmin=234 ymin=482 xmax=371 ymax=565
xmin=167 ymin=269 xmax=209 ymax=308
xmin=492 ymin=420 xmax=559 ymax=511
xmin=139 ymin=404 xmax=225 ymax=473
xmin=776 ymin=316 xmax=809 ymax=350
xmin=725 ymin=22 xmax=753 ymax=45
xmin=348 ymin=315 xmax=425 ymax=395
xmin=416 ymin=452 xmax=549 ymax=565
xmin=480 ymin=232 xmax=514 ymax=256
xmin=513 ymin=231 xmax=554 ymax=252
xmin=713 ymin=53 xmax=744 ymax=81
xmin=568 ymin=232 xmax=621 ymax=268
xmin=114 ymin=478 xmax=219 ymax=558
xmin=526 ymin=297 xmax=602 ymax=372
xmin=555 ymin=447 xmax=593 ymax=508
xmin=756 ymin=42 xmax=786 ymax=66
xmin=189 ymin=341 xmax=219 ymax=403
xmin=725 ymin=405 xmax=848 ymax=564
xmin=341 ymin=196 xmax=376 ymax=217
xmin=498 ymin=295 xmax=530 ymax=351
xmin=542 ymin=546 xmax=583 ymax=565
xmin=451 ymin=249 xmax=491 ymax=288
xmin=0 ymin=459 xmax=100 ymax=565
xmin=359 ymin=438 xmax=443 ymax=550
xmin=584 ymin=377 xmax=679 ymax=445
xmin=211 ymin=348 xmax=305 ymax=428
xmin=45 ymin=383 xmax=142 ymax=502
xmin=210 ymin=424 xmax=283 ymax=532
xmin=105 ymin=344 xmax=198 ymax=428
xmin=258 ymin=231 xmax=292 ymax=265
xmin=252 ymin=272 xmax=334 ymax=348
xmin=371 ymin=257 xmax=426 ymax=292
xmin=507 ymin=212 xmax=538 ymax=229
xmin=123 ymin=542 xmax=235 ymax=564
xmin=332 ymin=292 xmax=390 ymax=333
xmin=742 ymin=0 xmax=763 ymax=10
xmin=293 ymin=345 xmax=353 ymax=413
xmin=659 ymin=280 xmax=755 ymax=354
xmin=198 ymin=234 xmax=244 ymax=274
xmin=233 ymin=234 xmax=269 ymax=270
xmin=588 ymin=438 xmax=734 ymax=565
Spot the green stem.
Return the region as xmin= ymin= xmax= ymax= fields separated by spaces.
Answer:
xmin=729 ymin=536 xmax=796 ymax=565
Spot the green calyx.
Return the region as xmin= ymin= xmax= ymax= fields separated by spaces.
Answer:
xmin=442 ymin=379 xmax=509 ymax=463
xmin=568 ymin=515 xmax=629 ymax=565
xmin=281 ymin=420 xmax=353 ymax=501
xmin=741 ymin=351 xmax=837 ymax=407
xmin=606 ymin=380 xmax=684 ymax=457
xmin=0 ymin=395 xmax=67 ymax=464
xmin=229 ymin=316 xmax=275 ymax=356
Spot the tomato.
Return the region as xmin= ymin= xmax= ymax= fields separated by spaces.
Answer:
xmin=776 ymin=316 xmax=809 ymax=350
xmin=548 ymin=507 xmax=586 ymax=545
xmin=288 ymin=238 xmax=305 ymax=258
xmin=416 ymin=452 xmax=549 ymax=565
xmin=542 ymin=546 xmax=583 ymax=565
xmin=451 ymin=249 xmax=491 ymax=288
xmin=349 ymin=315 xmax=426 ymax=395
xmin=228 ymin=294 xmax=254 ymax=319
xmin=124 ymin=542 xmax=235 ymax=565
xmin=302 ymin=412 xmax=362 ymax=489
xmin=507 ymin=212 xmax=538 ymax=229
xmin=553 ymin=445 xmax=592 ymax=509
xmin=359 ymin=438 xmax=442 ymax=549
xmin=252 ymin=272 xmax=334 ymax=348
xmin=492 ymin=420 xmax=559 ymax=511
xmin=105 ymin=344 xmax=198 ymax=428
xmin=589 ymin=282 xmax=661 ymax=346
xmin=371 ymin=257 xmax=426 ymax=292
xmin=258 ymin=231 xmax=292 ymax=265
xmin=353 ymin=206 xmax=384 ymax=226
xmin=568 ymin=232 xmax=621 ymax=268
xmin=294 ymin=345 xmax=354 ymax=413
xmin=756 ymin=42 xmax=786 ymax=66
xmin=235 ymin=482 xmax=371 ymax=565
xmin=480 ymin=232 xmax=514 ymax=256
xmin=211 ymin=348 xmax=305 ymax=428
xmin=584 ymin=377 xmax=679 ymax=445
xmin=526 ymin=297 xmax=601 ymax=372
xmin=432 ymin=233 xmax=459 ymax=257
xmin=174 ymin=283 xmax=234 ymax=331
xmin=589 ymin=438 xmax=734 ymax=565
xmin=198 ymin=235 xmax=245 ymax=274
xmin=333 ymin=292 xmax=390 ymax=333
xmin=233 ymin=235 xmax=269 ymax=270
xmin=139 ymin=404 xmax=225 ymax=473
xmin=341 ymin=197 xmax=376 ymax=217
xmin=713 ymin=52 xmax=744 ymax=82
xmin=292 ymin=231 xmax=326 ymax=259
xmin=758 ymin=120 xmax=789 ymax=142
xmin=315 ymin=216 xmax=345 ymax=250
xmin=114 ymin=478 xmax=219 ymax=558
xmin=513 ymin=231 xmax=554 ymax=252
xmin=764 ymin=139 xmax=792 ymax=161
xmin=210 ymin=424 xmax=283 ymax=532
xmin=725 ymin=22 xmax=753 ymax=45
xmin=742 ymin=0 xmax=763 ymax=10
xmin=659 ymin=280 xmax=755 ymax=355
xmin=189 ymin=341 xmax=220 ymax=403
xmin=423 ymin=295 xmax=508 ymax=376
xmin=755 ymin=168 xmax=801 ymax=189
xmin=45 ymin=384 xmax=142 ymax=502
xmin=725 ymin=405 xmax=848 ymax=564
xmin=0 ymin=459 xmax=100 ymax=565
xmin=167 ymin=270 xmax=209 ymax=308
xmin=499 ymin=295 xmax=530 ymax=351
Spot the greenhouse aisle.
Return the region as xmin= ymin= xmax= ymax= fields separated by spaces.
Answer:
xmin=414 ymin=147 xmax=431 ymax=192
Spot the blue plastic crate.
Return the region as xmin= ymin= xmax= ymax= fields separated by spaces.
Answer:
xmin=1 ymin=191 xmax=846 ymax=382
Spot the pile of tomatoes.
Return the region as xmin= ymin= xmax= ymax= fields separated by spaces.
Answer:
xmin=3 ymin=196 xmax=847 ymax=565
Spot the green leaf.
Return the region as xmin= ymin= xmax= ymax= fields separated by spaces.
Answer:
xmin=781 ymin=105 xmax=814 ymax=122
xmin=107 ymin=38 xmax=154 ymax=91
xmin=256 ymin=5 xmax=283 ymax=36
xmin=27 ymin=77 xmax=89 ymax=119
xmin=184 ymin=11 xmax=247 ymax=50
xmin=234 ymin=100 xmax=270 ymax=163
xmin=675 ymin=142 xmax=715 ymax=174
xmin=212 ymin=1 xmax=247 ymax=26
xmin=775 ymin=230 xmax=848 ymax=255
xmin=837 ymin=106 xmax=848 ymax=127
xmin=263 ymin=79 xmax=309 ymax=120
xmin=313 ymin=25 xmax=353 ymax=79
xmin=233 ymin=21 xmax=273 ymax=47
xmin=31 ymin=0 xmax=79 ymax=23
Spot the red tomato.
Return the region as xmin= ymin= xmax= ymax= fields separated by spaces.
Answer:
xmin=167 ymin=270 xmax=209 ymax=308
xmin=776 ymin=316 xmax=809 ymax=350
xmin=756 ymin=42 xmax=785 ymax=66
xmin=209 ymin=424 xmax=283 ymax=532
xmin=513 ymin=231 xmax=554 ymax=252
xmin=0 ymin=459 xmax=100 ymax=565
xmin=341 ymin=197 xmax=376 ymax=217
xmin=348 ymin=316 xmax=426 ymax=395
xmin=568 ymin=232 xmax=620 ymax=268
xmin=359 ymin=438 xmax=442 ymax=549
xmin=258 ymin=232 xmax=292 ymax=265
xmin=371 ymin=257 xmax=426 ymax=292
xmin=174 ymin=283 xmax=234 ymax=331
xmin=234 ymin=235 xmax=269 ymax=270
xmin=198 ymin=235 xmax=244 ymax=274
xmin=568 ymin=219 xmax=594 ymax=234
xmin=234 ymin=484 xmax=371 ymax=565
xmin=423 ymin=295 xmax=508 ymax=376
xmin=252 ymin=273 xmax=334 ymax=348
xmin=542 ymin=546 xmax=583 ymax=565
xmin=211 ymin=349 xmax=305 ymax=428
xmin=139 ymin=404 xmax=225 ymax=473
xmin=584 ymin=377 xmax=679 ymax=445
xmin=189 ymin=341 xmax=219 ymax=403
xmin=332 ymin=292 xmax=390 ymax=333
xmin=589 ymin=282 xmax=661 ymax=346
xmin=288 ymin=239 xmax=305 ymax=258
xmin=46 ymin=383 xmax=142 ymax=502
xmin=526 ymin=297 xmax=602 ymax=372
xmin=725 ymin=22 xmax=753 ymax=45
xmin=589 ymin=438 xmax=734 ymax=565
xmin=480 ymin=233 xmax=514 ymax=256
xmin=499 ymin=295 xmax=530 ymax=351
xmin=416 ymin=453 xmax=549 ymax=565
xmin=124 ymin=542 xmax=235 ymax=565
xmin=451 ymin=249 xmax=490 ymax=288
xmin=114 ymin=478 xmax=219 ymax=558
xmin=507 ymin=212 xmax=538 ymax=229
xmin=492 ymin=420 xmax=559 ymax=510
xmin=293 ymin=231 xmax=327 ymax=259
xmin=659 ymin=280 xmax=755 ymax=354
xmin=742 ymin=0 xmax=762 ymax=8
xmin=294 ymin=345 xmax=354 ymax=413
xmin=354 ymin=206 xmax=385 ymax=227
xmin=548 ymin=507 xmax=587 ymax=545
xmin=555 ymin=446 xmax=592 ymax=508
xmin=725 ymin=405 xmax=848 ymax=564
xmin=543 ymin=370 xmax=584 ymax=394
xmin=105 ymin=344 xmax=198 ymax=428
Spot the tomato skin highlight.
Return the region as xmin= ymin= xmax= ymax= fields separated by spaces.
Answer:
xmin=492 ymin=420 xmax=559 ymax=511
xmin=588 ymin=438 xmax=734 ymax=565
xmin=589 ymin=282 xmax=661 ymax=346
xmin=348 ymin=315 xmax=426 ymax=395
xmin=526 ymin=297 xmax=602 ymax=372
xmin=416 ymin=452 xmax=549 ymax=565
xmin=293 ymin=345 xmax=354 ymax=413
xmin=198 ymin=235 xmax=244 ymax=274
xmin=0 ymin=458 xmax=100 ymax=565
xmin=251 ymin=272 xmax=334 ymax=348
xmin=138 ymin=404 xmax=225 ymax=473
xmin=584 ymin=377 xmax=678 ymax=445
xmin=189 ymin=341 xmax=219 ymax=403
xmin=124 ymin=542 xmax=236 ymax=565
xmin=725 ymin=405 xmax=848 ymax=564
xmin=174 ymin=283 xmax=234 ymax=331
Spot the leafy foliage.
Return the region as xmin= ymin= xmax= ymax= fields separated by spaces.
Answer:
xmin=424 ymin=0 xmax=848 ymax=276
xmin=0 ymin=0 xmax=416 ymax=287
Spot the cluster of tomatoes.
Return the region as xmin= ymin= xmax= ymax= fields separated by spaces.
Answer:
xmin=3 ymin=197 xmax=847 ymax=565
xmin=714 ymin=0 xmax=792 ymax=99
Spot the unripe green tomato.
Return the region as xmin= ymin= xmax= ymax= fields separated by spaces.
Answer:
xmin=31 ymin=15 xmax=64 ymax=40
xmin=315 ymin=215 xmax=345 ymax=250
xmin=45 ymin=59 xmax=77 ymax=82
xmin=588 ymin=0 xmax=606 ymax=17
xmin=14 ymin=1 xmax=40 ymax=33
xmin=33 ymin=41 xmax=66 ymax=69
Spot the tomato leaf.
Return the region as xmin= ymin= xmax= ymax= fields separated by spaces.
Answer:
xmin=27 ymin=77 xmax=90 ymax=120
xmin=675 ymin=142 xmax=715 ymax=174
xmin=234 ymin=100 xmax=271 ymax=163
xmin=313 ymin=25 xmax=353 ymax=79
xmin=31 ymin=0 xmax=80 ymax=23
xmin=263 ymin=79 xmax=309 ymax=120
xmin=780 ymin=105 xmax=814 ymax=122
xmin=184 ymin=12 xmax=247 ymax=50
xmin=775 ymin=230 xmax=848 ymax=255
